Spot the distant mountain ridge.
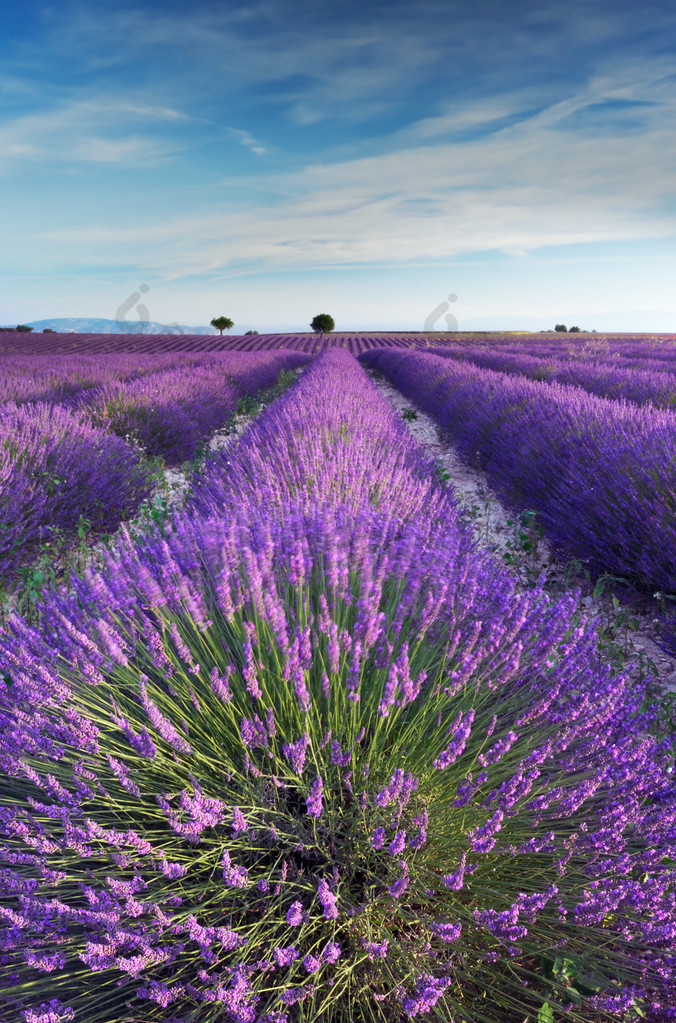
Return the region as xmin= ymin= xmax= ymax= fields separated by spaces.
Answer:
xmin=25 ymin=318 xmax=218 ymax=335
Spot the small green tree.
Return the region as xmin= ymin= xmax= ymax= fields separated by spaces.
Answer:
xmin=554 ymin=323 xmax=567 ymax=332
xmin=211 ymin=316 xmax=234 ymax=335
xmin=311 ymin=313 xmax=335 ymax=333
xmin=245 ymin=330 xmax=258 ymax=335
xmin=15 ymin=324 xmax=33 ymax=332
xmin=568 ymin=325 xmax=581 ymax=332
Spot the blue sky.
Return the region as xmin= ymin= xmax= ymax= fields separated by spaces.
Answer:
xmin=2 ymin=0 xmax=676 ymax=332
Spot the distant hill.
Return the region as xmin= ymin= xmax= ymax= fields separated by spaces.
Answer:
xmin=26 ymin=318 xmax=218 ymax=335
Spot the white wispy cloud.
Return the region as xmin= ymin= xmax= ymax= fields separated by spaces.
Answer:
xmin=30 ymin=72 xmax=676 ymax=277
xmin=228 ymin=127 xmax=268 ymax=156
xmin=0 ymin=97 xmax=193 ymax=169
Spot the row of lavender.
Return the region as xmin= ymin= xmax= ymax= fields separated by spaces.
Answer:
xmin=433 ymin=345 xmax=676 ymax=408
xmin=0 ymin=351 xmax=308 ymax=583
xmin=490 ymin=336 xmax=676 ymax=373
xmin=362 ymin=349 xmax=676 ymax=599
xmin=1 ymin=328 xmax=675 ymax=357
xmin=1 ymin=350 xmax=674 ymax=1022
xmin=0 ymin=332 xmax=466 ymax=357
xmin=0 ymin=353 xmax=211 ymax=405
xmin=0 ymin=352 xmax=309 ymax=462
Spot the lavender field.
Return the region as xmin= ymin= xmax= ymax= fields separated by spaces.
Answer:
xmin=1 ymin=335 xmax=675 ymax=1023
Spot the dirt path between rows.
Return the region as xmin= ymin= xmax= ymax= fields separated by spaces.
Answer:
xmin=372 ymin=373 xmax=676 ymax=698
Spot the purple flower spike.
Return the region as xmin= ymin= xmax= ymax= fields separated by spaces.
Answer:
xmin=361 ymin=937 xmax=388 ymax=960
xmin=370 ymin=827 xmax=386 ymax=850
xmin=401 ymin=974 xmax=452 ymax=1018
xmin=388 ymin=829 xmax=407 ymax=855
xmin=282 ymin=732 xmax=310 ymax=775
xmin=306 ymin=776 xmax=324 ymax=818
xmin=389 ymin=859 xmax=410 ymax=899
xmin=433 ymin=709 xmax=475 ymax=770
xmin=429 ymin=920 xmax=462 ymax=942
xmin=232 ymin=807 xmax=248 ymax=833
xmin=286 ymin=902 xmax=304 ymax=927
xmin=323 ymin=941 xmax=341 ymax=964
xmin=442 ymin=851 xmax=467 ymax=891
xmin=23 ymin=1000 xmax=75 ymax=1023
xmin=221 ymin=849 xmax=249 ymax=888
xmin=273 ymin=945 xmax=299 ymax=966
xmin=468 ymin=808 xmax=505 ymax=854
xmin=317 ymin=878 xmax=338 ymax=920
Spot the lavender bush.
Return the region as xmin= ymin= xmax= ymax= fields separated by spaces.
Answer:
xmin=0 ymin=353 xmax=210 ymax=407
xmin=86 ymin=353 xmax=309 ymax=464
xmin=361 ymin=350 xmax=676 ymax=598
xmin=431 ymin=347 xmax=676 ymax=409
xmin=0 ymin=353 xmax=674 ymax=1023
xmin=0 ymin=402 xmax=152 ymax=582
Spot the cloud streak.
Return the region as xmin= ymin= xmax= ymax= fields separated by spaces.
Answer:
xmin=0 ymin=97 xmax=194 ymax=169
xmin=28 ymin=57 xmax=676 ymax=278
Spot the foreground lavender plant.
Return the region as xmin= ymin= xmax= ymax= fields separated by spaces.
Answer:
xmin=0 ymin=353 xmax=674 ymax=1023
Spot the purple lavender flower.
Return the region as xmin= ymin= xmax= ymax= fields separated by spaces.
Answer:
xmin=317 ymin=878 xmax=338 ymax=920
xmin=279 ymin=985 xmax=314 ymax=1006
xmin=22 ymin=999 xmax=75 ymax=1023
xmin=323 ymin=941 xmax=341 ymax=964
xmin=221 ymin=849 xmax=249 ymax=888
xmin=273 ymin=945 xmax=299 ymax=967
xmin=388 ymin=830 xmax=407 ymax=855
xmin=303 ymin=953 xmax=322 ymax=973
xmin=281 ymin=732 xmax=310 ymax=775
xmin=361 ymin=937 xmax=388 ymax=960
xmin=330 ymin=740 xmax=351 ymax=766
xmin=285 ymin=902 xmax=303 ymax=927
xmin=232 ymin=807 xmax=248 ymax=833
xmin=400 ymin=974 xmax=452 ymax=1018
xmin=429 ymin=920 xmax=462 ymax=942
xmin=433 ymin=709 xmax=475 ymax=770
xmin=468 ymin=808 xmax=505 ymax=854
xmin=389 ymin=859 xmax=410 ymax=899
xmin=306 ymin=776 xmax=324 ymax=818
xmin=442 ymin=851 xmax=467 ymax=891
xmin=370 ymin=827 xmax=386 ymax=850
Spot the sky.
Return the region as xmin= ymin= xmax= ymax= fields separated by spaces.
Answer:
xmin=2 ymin=0 xmax=676 ymax=332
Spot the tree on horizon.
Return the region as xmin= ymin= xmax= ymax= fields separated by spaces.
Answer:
xmin=311 ymin=313 xmax=335 ymax=333
xmin=211 ymin=316 xmax=234 ymax=335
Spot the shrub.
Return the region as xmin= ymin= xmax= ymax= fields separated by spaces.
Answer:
xmin=0 ymin=402 xmax=152 ymax=580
